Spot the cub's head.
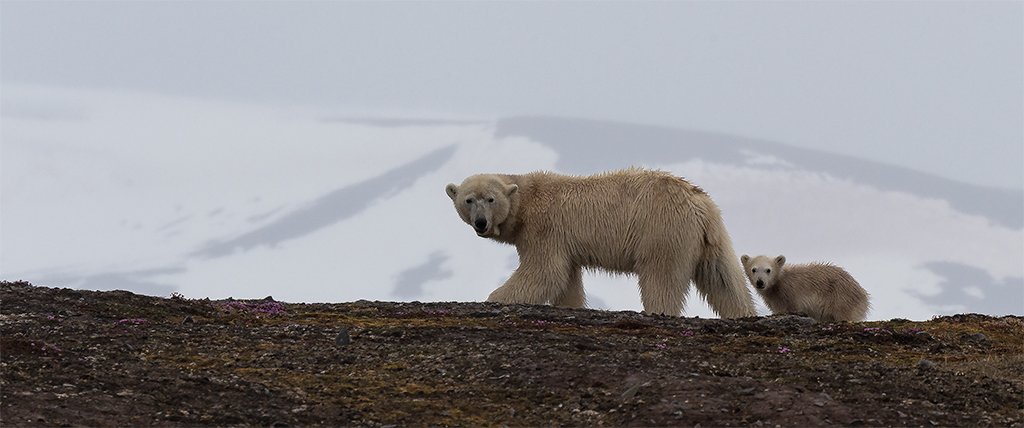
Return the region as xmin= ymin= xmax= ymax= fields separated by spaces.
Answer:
xmin=445 ymin=175 xmax=518 ymax=238
xmin=740 ymin=254 xmax=786 ymax=292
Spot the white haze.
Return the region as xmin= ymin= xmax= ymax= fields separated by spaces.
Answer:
xmin=1 ymin=1 xmax=1020 ymax=190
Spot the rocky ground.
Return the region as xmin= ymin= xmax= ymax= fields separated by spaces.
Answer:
xmin=1 ymin=280 xmax=1022 ymax=427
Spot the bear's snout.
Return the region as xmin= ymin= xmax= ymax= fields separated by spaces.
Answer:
xmin=755 ymin=279 xmax=765 ymax=290
xmin=474 ymin=218 xmax=488 ymax=233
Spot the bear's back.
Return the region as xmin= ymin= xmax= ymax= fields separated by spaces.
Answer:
xmin=513 ymin=168 xmax=716 ymax=272
xmin=522 ymin=168 xmax=707 ymax=203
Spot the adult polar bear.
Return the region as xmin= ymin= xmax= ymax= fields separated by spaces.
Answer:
xmin=445 ymin=168 xmax=756 ymax=318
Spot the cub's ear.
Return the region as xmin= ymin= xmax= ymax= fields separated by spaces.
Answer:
xmin=775 ymin=255 xmax=786 ymax=268
xmin=740 ymin=254 xmax=750 ymax=265
xmin=445 ymin=183 xmax=459 ymax=201
xmin=505 ymin=184 xmax=519 ymax=196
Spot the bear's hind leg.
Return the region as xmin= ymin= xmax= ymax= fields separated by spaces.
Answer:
xmin=636 ymin=262 xmax=693 ymax=316
xmin=551 ymin=265 xmax=586 ymax=308
xmin=692 ymin=252 xmax=757 ymax=318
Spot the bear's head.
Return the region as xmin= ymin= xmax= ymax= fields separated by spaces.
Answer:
xmin=740 ymin=254 xmax=785 ymax=292
xmin=445 ymin=175 xmax=519 ymax=238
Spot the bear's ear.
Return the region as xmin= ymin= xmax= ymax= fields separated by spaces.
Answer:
xmin=740 ymin=254 xmax=750 ymax=265
xmin=775 ymin=255 xmax=786 ymax=268
xmin=445 ymin=183 xmax=459 ymax=201
xmin=504 ymin=184 xmax=519 ymax=196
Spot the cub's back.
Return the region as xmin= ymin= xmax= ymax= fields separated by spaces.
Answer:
xmin=785 ymin=263 xmax=852 ymax=286
xmin=784 ymin=263 xmax=869 ymax=321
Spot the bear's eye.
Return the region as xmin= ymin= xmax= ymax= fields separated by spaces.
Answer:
xmin=766 ymin=269 xmax=772 ymax=274
xmin=465 ymin=198 xmax=473 ymax=204
xmin=487 ymin=197 xmax=495 ymax=203
xmin=751 ymin=268 xmax=757 ymax=273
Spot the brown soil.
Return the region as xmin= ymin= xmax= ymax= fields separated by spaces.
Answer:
xmin=2 ymin=280 xmax=1022 ymax=427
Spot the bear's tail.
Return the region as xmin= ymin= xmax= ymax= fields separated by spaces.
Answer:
xmin=692 ymin=213 xmax=757 ymax=319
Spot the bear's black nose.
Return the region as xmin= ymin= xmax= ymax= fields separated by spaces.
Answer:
xmin=755 ymin=279 xmax=764 ymax=289
xmin=474 ymin=218 xmax=488 ymax=231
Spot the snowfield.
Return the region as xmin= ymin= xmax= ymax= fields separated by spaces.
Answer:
xmin=3 ymin=84 xmax=1021 ymax=320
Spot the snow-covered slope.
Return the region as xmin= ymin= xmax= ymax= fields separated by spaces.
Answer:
xmin=3 ymin=85 xmax=1021 ymax=319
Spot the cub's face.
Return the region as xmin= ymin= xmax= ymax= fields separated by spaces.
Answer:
xmin=445 ymin=175 xmax=518 ymax=238
xmin=740 ymin=254 xmax=786 ymax=292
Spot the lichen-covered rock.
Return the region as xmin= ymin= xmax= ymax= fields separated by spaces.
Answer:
xmin=2 ymin=281 xmax=1022 ymax=427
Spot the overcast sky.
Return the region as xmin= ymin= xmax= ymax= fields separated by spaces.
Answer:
xmin=2 ymin=1 xmax=1021 ymax=190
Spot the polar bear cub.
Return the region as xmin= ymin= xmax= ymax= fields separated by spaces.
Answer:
xmin=740 ymin=254 xmax=870 ymax=322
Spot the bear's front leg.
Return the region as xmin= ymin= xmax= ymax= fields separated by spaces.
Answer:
xmin=487 ymin=253 xmax=572 ymax=306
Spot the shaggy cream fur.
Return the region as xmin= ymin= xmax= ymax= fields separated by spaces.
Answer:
xmin=741 ymin=254 xmax=870 ymax=322
xmin=446 ymin=168 xmax=756 ymax=318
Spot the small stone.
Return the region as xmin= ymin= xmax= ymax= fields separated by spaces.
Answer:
xmin=918 ymin=359 xmax=937 ymax=370
xmin=621 ymin=384 xmax=640 ymax=400
xmin=263 ymin=295 xmax=275 ymax=301
xmin=962 ymin=332 xmax=987 ymax=342
xmin=336 ymin=329 xmax=351 ymax=346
